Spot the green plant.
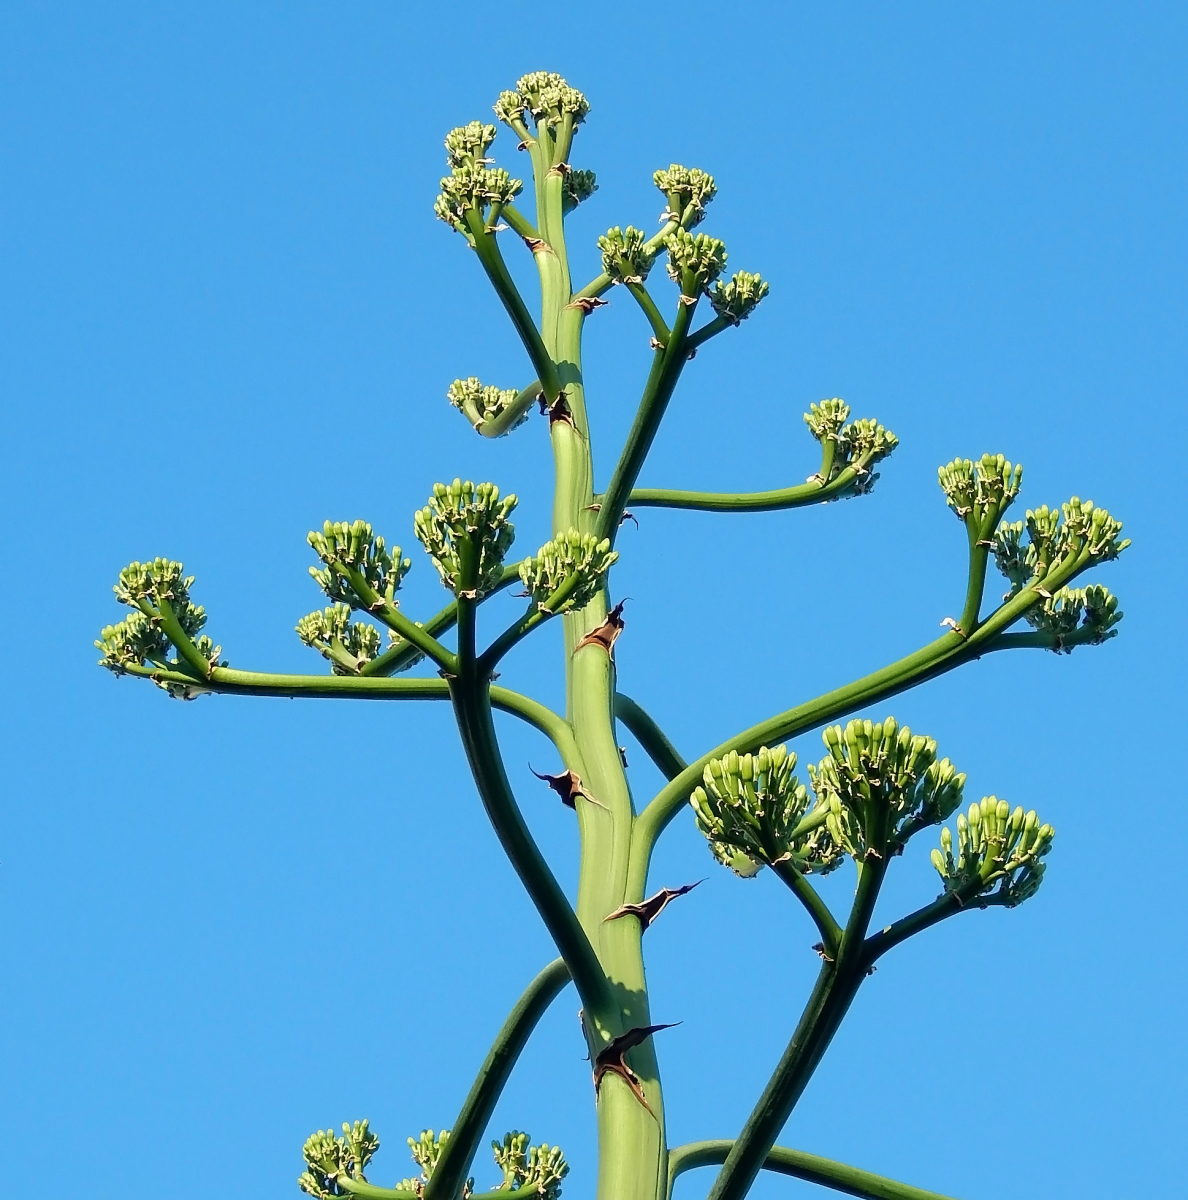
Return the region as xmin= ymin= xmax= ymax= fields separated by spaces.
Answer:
xmin=96 ymin=71 xmax=1128 ymax=1200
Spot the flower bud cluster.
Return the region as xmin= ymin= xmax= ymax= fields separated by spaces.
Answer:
xmin=563 ymin=168 xmax=598 ymax=213
xmin=413 ymin=480 xmax=517 ymax=598
xmin=938 ymin=454 xmax=1022 ymax=532
xmin=664 ymin=227 xmax=728 ymax=292
xmin=803 ymin=402 xmax=899 ymax=484
xmin=931 ymin=797 xmax=1054 ymax=907
xmin=519 ymin=530 xmax=618 ymax=614
xmin=435 ymin=164 xmax=523 ymax=234
xmin=689 ymin=745 xmax=822 ymax=877
xmin=708 ymin=270 xmax=769 ymax=325
xmin=808 ymin=718 xmax=966 ymax=858
xmin=99 ymin=558 xmax=220 ymax=674
xmin=409 ymin=1129 xmax=449 ymax=1178
xmin=295 ymin=604 xmax=382 ymax=675
xmin=447 ymin=377 xmax=529 ymax=433
xmin=444 ymin=121 xmax=497 ymax=168
xmin=492 ymin=1131 xmax=569 ymax=1200
xmin=993 ymin=498 xmax=1129 ymax=595
xmin=653 ymin=164 xmax=717 ymax=227
xmin=299 ymin=1121 xmax=380 ymax=1200
xmin=508 ymin=71 xmax=590 ymax=127
xmin=308 ymin=520 xmax=411 ymax=609
xmin=598 ymin=226 xmax=652 ymax=284
xmin=1025 ymin=583 xmax=1122 ymax=650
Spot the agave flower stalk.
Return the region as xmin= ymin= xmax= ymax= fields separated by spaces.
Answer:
xmin=96 ymin=72 xmax=1128 ymax=1200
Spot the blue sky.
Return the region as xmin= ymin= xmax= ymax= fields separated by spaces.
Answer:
xmin=1 ymin=4 xmax=1184 ymax=1198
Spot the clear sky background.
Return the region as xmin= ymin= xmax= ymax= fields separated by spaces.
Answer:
xmin=1 ymin=4 xmax=1184 ymax=1198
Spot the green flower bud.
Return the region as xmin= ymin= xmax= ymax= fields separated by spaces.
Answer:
xmin=413 ymin=480 xmax=517 ymax=598
xmin=493 ymin=1131 xmax=531 ymax=1189
xmin=598 ymin=226 xmax=652 ymax=284
xmin=807 ymin=717 xmax=966 ymax=857
xmin=803 ymin=399 xmax=851 ymax=443
xmin=664 ymin=227 xmax=728 ymax=291
xmin=518 ymin=530 xmax=618 ymax=615
xmin=447 ymin=377 xmax=529 ymax=433
xmin=708 ymin=270 xmax=769 ymax=325
xmin=525 ymin=1142 xmax=569 ymax=1200
xmin=689 ymin=745 xmax=838 ymax=875
xmin=1057 ymin=496 xmax=1129 ymax=564
xmin=932 ymin=797 xmax=1054 ymax=907
xmin=444 ymin=121 xmax=497 ymax=169
xmin=838 ymin=418 xmax=898 ymax=482
xmin=298 ymin=1120 xmax=379 ymax=1199
xmin=295 ymin=604 xmax=382 ymax=675
xmin=563 ymin=168 xmax=598 ymax=213
xmin=653 ymin=164 xmax=717 ymax=226
xmin=307 ymin=520 xmax=411 ymax=609
xmin=937 ymin=454 xmax=1022 ymax=530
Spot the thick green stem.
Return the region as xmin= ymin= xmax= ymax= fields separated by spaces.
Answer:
xmin=475 ymin=381 xmax=542 ymax=440
xmin=628 ymin=466 xmax=865 ymax=513
xmin=424 ymin=959 xmax=572 ymax=1200
xmin=769 ymin=859 xmax=841 ymax=957
xmin=668 ymin=1142 xmax=961 ymax=1200
xmin=449 ymin=680 xmax=611 ymax=1016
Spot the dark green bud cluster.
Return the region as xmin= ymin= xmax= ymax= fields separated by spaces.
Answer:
xmin=598 ymin=226 xmax=651 ymax=284
xmin=1025 ymin=583 xmax=1123 ymax=650
xmin=932 ymin=798 xmax=1054 ymax=907
xmin=938 ymin=454 xmax=1023 ymax=532
xmin=563 ymin=168 xmax=598 ymax=213
xmin=99 ymin=558 xmax=221 ymax=675
xmin=509 ymin=71 xmax=590 ymax=127
xmin=519 ymin=530 xmax=618 ymax=614
xmin=690 ymin=745 xmax=819 ymax=878
xmin=413 ymin=480 xmax=517 ymax=598
xmin=435 ymin=164 xmax=523 ymax=234
xmin=708 ymin=270 xmax=769 ymax=325
xmin=664 ymin=227 xmax=728 ymax=292
xmin=307 ymin=521 xmax=410 ymax=609
xmin=444 ymin=120 xmax=497 ymax=168
xmin=808 ymin=718 xmax=966 ymax=859
xmin=295 ymin=604 xmax=381 ymax=675
xmin=492 ymin=1131 xmax=569 ymax=1200
xmin=447 ymin=377 xmax=529 ymax=433
xmin=299 ymin=1121 xmax=380 ymax=1200
xmin=993 ymin=497 xmax=1129 ymax=595
xmin=653 ymin=164 xmax=717 ymax=227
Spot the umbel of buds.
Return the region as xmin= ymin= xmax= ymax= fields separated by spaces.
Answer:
xmin=598 ymin=226 xmax=652 ymax=284
xmin=492 ymin=1131 xmax=570 ymax=1200
xmin=938 ymin=454 xmax=1023 ymax=534
xmin=299 ymin=1121 xmax=380 ymax=1200
xmin=665 ymin=227 xmax=728 ymax=293
xmin=447 ymin=377 xmax=529 ymax=433
xmin=519 ymin=530 xmax=618 ymax=614
xmin=690 ymin=745 xmax=821 ymax=878
xmin=1025 ymin=583 xmax=1122 ymax=650
xmin=435 ymin=163 xmax=523 ymax=234
xmin=414 ymin=479 xmax=517 ymax=598
xmin=932 ymin=798 xmax=1054 ymax=907
xmin=993 ymin=498 xmax=1130 ymax=595
xmin=653 ymin=164 xmax=717 ymax=227
xmin=97 ymin=558 xmax=222 ymax=675
xmin=295 ymin=604 xmax=381 ymax=675
xmin=808 ymin=718 xmax=966 ymax=859
xmin=709 ymin=271 xmax=769 ymax=325
xmin=444 ymin=120 xmax=496 ymax=168
xmin=803 ymin=400 xmax=899 ymax=486
xmin=307 ymin=520 xmax=410 ymax=609
xmin=495 ymin=71 xmax=590 ymax=131
xmin=563 ymin=168 xmax=598 ymax=213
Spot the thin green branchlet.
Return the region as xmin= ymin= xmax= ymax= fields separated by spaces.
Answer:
xmin=95 ymin=70 xmax=1130 ymax=1200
